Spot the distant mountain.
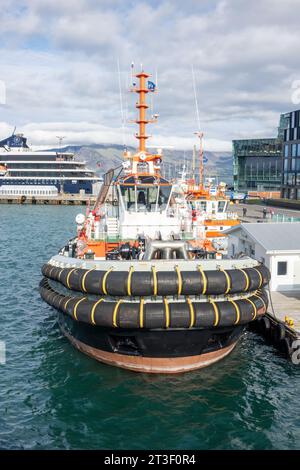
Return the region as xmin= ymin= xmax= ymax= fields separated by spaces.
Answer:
xmin=50 ymin=143 xmax=233 ymax=183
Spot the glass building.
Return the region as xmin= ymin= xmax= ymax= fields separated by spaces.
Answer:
xmin=233 ymin=115 xmax=287 ymax=193
xmin=281 ymin=110 xmax=300 ymax=200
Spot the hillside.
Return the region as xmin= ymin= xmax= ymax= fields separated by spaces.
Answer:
xmin=52 ymin=144 xmax=233 ymax=183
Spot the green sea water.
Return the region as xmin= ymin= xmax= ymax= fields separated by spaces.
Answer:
xmin=0 ymin=205 xmax=299 ymax=450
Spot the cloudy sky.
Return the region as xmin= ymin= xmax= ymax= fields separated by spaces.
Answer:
xmin=0 ymin=0 xmax=299 ymax=151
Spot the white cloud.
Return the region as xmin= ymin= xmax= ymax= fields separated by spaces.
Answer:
xmin=0 ymin=0 xmax=299 ymax=150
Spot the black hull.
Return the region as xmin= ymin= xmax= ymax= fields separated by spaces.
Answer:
xmin=58 ymin=313 xmax=244 ymax=373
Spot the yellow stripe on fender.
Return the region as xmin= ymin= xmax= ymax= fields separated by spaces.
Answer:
xmin=73 ymin=297 xmax=86 ymax=321
xmin=187 ymin=297 xmax=195 ymax=328
xmin=210 ymin=300 xmax=219 ymax=326
xmin=245 ymin=297 xmax=258 ymax=320
xmin=57 ymin=295 xmax=65 ymax=310
xmin=238 ymin=268 xmax=250 ymax=291
xmin=90 ymin=298 xmax=104 ymax=325
xmin=220 ymin=268 xmax=231 ymax=294
xmin=63 ymin=297 xmax=74 ymax=312
xmin=58 ymin=268 xmax=64 ymax=282
xmin=139 ymin=298 xmax=144 ymax=328
xmin=198 ymin=266 xmax=207 ymax=295
xmin=127 ymin=266 xmax=134 ymax=296
xmin=66 ymin=268 xmax=76 ymax=289
xmin=175 ymin=265 xmax=183 ymax=296
xmin=228 ymin=299 xmax=240 ymax=325
xmin=252 ymin=292 xmax=267 ymax=312
xmin=81 ymin=268 xmax=95 ymax=293
xmin=102 ymin=268 xmax=113 ymax=295
xmin=253 ymin=267 xmax=263 ymax=288
xmin=113 ymin=300 xmax=123 ymax=328
xmin=152 ymin=266 xmax=158 ymax=296
xmin=164 ymin=298 xmax=170 ymax=328
xmin=48 ymin=266 xmax=55 ymax=279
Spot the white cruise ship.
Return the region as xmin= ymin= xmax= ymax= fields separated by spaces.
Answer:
xmin=0 ymin=132 xmax=101 ymax=197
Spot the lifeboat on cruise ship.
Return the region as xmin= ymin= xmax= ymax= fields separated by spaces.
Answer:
xmin=39 ymin=67 xmax=270 ymax=373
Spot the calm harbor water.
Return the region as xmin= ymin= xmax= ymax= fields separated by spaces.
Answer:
xmin=0 ymin=205 xmax=299 ymax=450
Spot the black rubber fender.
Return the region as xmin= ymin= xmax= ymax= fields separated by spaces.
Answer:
xmin=272 ymin=322 xmax=286 ymax=343
xmin=42 ymin=262 xmax=270 ymax=297
xmin=261 ymin=316 xmax=271 ymax=333
xmin=39 ymin=278 xmax=268 ymax=329
xmin=280 ymin=337 xmax=292 ymax=358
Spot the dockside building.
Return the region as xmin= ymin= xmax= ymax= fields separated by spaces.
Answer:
xmin=233 ymin=115 xmax=287 ymax=195
xmin=281 ymin=109 xmax=300 ymax=200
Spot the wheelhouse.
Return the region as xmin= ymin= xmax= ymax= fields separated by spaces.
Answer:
xmin=118 ymin=175 xmax=173 ymax=213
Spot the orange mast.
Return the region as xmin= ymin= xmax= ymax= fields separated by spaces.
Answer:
xmin=129 ymin=68 xmax=160 ymax=175
xmin=135 ymin=71 xmax=149 ymax=152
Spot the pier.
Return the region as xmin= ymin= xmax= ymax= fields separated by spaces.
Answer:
xmin=250 ymin=290 xmax=300 ymax=363
xmin=232 ymin=201 xmax=300 ymax=223
xmin=232 ymin=202 xmax=300 ymax=363
xmin=0 ymin=194 xmax=96 ymax=205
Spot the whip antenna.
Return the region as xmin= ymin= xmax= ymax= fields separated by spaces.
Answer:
xmin=117 ymin=58 xmax=126 ymax=150
xmin=192 ymin=64 xmax=201 ymax=132
xmin=192 ymin=65 xmax=204 ymax=187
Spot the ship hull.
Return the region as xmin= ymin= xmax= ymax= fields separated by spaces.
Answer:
xmin=58 ymin=313 xmax=243 ymax=373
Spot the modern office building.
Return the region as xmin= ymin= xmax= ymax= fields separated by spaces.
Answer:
xmin=233 ymin=114 xmax=288 ymax=194
xmin=281 ymin=109 xmax=300 ymax=200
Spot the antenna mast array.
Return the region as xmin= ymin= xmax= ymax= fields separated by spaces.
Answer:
xmin=192 ymin=65 xmax=205 ymax=188
xmin=56 ymin=136 xmax=65 ymax=149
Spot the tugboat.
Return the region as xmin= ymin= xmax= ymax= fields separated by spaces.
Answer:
xmin=40 ymin=68 xmax=270 ymax=373
xmin=180 ymin=133 xmax=240 ymax=253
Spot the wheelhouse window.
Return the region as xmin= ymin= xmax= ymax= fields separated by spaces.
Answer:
xmin=120 ymin=183 xmax=172 ymax=212
xmin=136 ymin=186 xmax=158 ymax=211
xmin=277 ymin=261 xmax=287 ymax=276
xmin=157 ymin=185 xmax=172 ymax=209
xmin=120 ymin=185 xmax=136 ymax=210
xmin=218 ymin=201 xmax=226 ymax=212
xmin=192 ymin=200 xmax=206 ymax=211
xmin=119 ymin=176 xmax=172 ymax=212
